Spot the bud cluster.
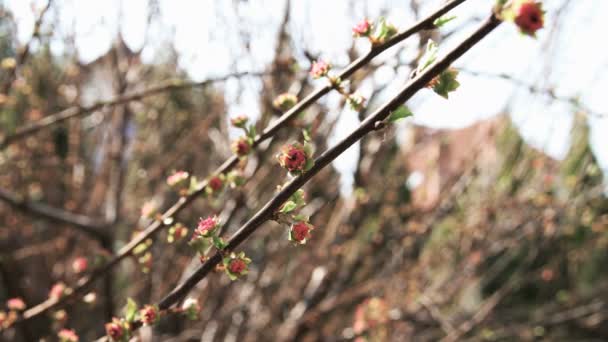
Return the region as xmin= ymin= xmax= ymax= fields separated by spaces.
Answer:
xmin=230 ymin=114 xmax=257 ymax=159
xmin=352 ymin=18 xmax=398 ymax=45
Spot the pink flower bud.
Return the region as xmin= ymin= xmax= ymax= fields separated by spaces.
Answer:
xmin=167 ymin=171 xmax=189 ymax=188
xmin=105 ymin=318 xmax=124 ymax=341
xmin=72 ymin=257 xmax=88 ymax=274
xmin=232 ymin=137 xmax=251 ymax=157
xmin=194 ymin=216 xmax=220 ymax=238
xmin=290 ymin=221 xmax=314 ymax=244
xmin=168 ymin=223 xmax=189 ymax=243
xmin=229 ymin=259 xmax=246 ymax=274
xmin=58 ymin=328 xmax=79 ymax=342
xmin=273 ymin=93 xmax=298 ymax=111
xmin=223 ymin=252 xmax=251 ymax=280
xmin=310 ymin=60 xmax=331 ymax=79
xmin=208 ymin=176 xmax=224 ymax=192
xmin=7 ymin=298 xmax=25 ymax=311
xmin=514 ymin=1 xmax=544 ymax=36
xmin=140 ymin=305 xmax=159 ymax=325
xmin=49 ymin=282 xmax=66 ymax=300
xmin=277 ymin=143 xmax=309 ymax=173
xmin=230 ymin=115 xmax=249 ymax=128
xmin=352 ymin=19 xmax=373 ymax=37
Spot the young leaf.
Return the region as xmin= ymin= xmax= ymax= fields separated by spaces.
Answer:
xmin=124 ymin=298 xmax=138 ymax=323
xmin=417 ymin=40 xmax=438 ymax=74
xmin=431 ymin=69 xmax=460 ymax=99
xmin=433 ymin=15 xmax=456 ymax=28
xmin=388 ymin=106 xmax=413 ymax=122
xmin=373 ymin=18 xmax=398 ymax=43
xmin=279 ymin=201 xmax=297 ymax=214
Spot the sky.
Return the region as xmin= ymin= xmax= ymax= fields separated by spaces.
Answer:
xmin=5 ymin=0 xmax=608 ymax=194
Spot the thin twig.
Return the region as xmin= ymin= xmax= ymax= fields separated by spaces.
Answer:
xmin=0 ymin=187 xmax=110 ymax=242
xmin=0 ymin=71 xmax=265 ymax=149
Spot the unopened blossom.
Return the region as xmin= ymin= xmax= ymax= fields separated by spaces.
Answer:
xmin=182 ymin=297 xmax=201 ymax=320
xmin=105 ymin=318 xmax=125 ymax=341
xmin=290 ymin=221 xmax=315 ymax=244
xmin=273 ymin=93 xmax=298 ymax=111
xmin=231 ymin=137 xmax=251 ymax=157
xmin=228 ymin=259 xmax=247 ymax=275
xmin=140 ymin=200 xmax=157 ymax=219
xmin=7 ymin=298 xmax=25 ymax=311
xmin=347 ymin=93 xmax=366 ymax=111
xmin=140 ymin=305 xmax=159 ymax=325
xmin=49 ymin=282 xmax=66 ymax=300
xmin=208 ymin=175 xmax=224 ymax=192
xmin=58 ymin=329 xmax=79 ymax=342
xmin=223 ymin=252 xmax=251 ymax=280
xmin=230 ymin=114 xmax=249 ymax=128
xmin=194 ymin=216 xmax=220 ymax=238
xmin=168 ymin=223 xmax=189 ymax=243
xmin=167 ymin=171 xmax=189 ymax=188
xmin=310 ymin=60 xmax=331 ymax=79
xmin=53 ymin=309 xmax=68 ymax=323
xmin=72 ymin=257 xmax=88 ymax=274
xmin=514 ymin=1 xmax=544 ymax=36
xmin=352 ymin=19 xmax=373 ymax=37
xmin=277 ymin=142 xmax=310 ymax=173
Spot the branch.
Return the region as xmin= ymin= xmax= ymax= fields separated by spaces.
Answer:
xmin=0 ymin=71 xmax=265 ymax=149
xmin=123 ymin=12 xmax=502 ymax=339
xmin=0 ymin=0 xmax=53 ymax=98
xmin=0 ymin=187 xmax=110 ymax=242
xmin=16 ymin=0 xmax=468 ymax=324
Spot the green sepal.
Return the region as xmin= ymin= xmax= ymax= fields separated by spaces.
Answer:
xmin=212 ymin=235 xmax=226 ymax=250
